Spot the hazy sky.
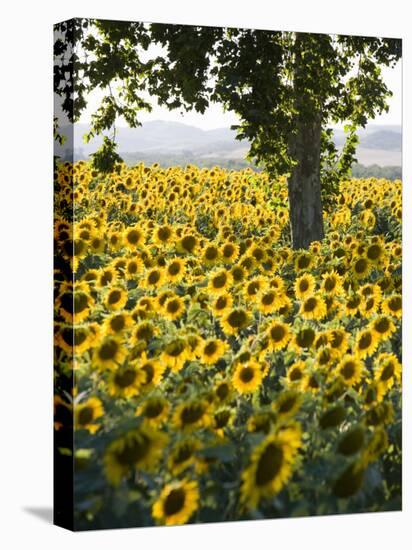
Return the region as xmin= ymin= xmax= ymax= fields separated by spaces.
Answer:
xmin=78 ymin=57 xmax=401 ymax=131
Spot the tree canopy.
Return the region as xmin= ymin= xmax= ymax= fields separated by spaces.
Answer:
xmin=54 ymin=18 xmax=401 ymax=247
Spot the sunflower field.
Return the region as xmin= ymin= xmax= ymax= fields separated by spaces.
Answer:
xmin=54 ymin=161 xmax=402 ymax=530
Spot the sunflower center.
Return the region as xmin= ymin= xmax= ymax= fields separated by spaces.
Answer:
xmin=213 ymin=273 xmax=227 ymax=289
xmin=296 ymin=328 xmax=315 ymax=348
xmin=144 ymin=401 xmax=164 ymax=418
xmin=164 ymin=488 xmax=186 ymax=516
xmin=181 ymin=404 xmax=204 ymax=424
xmin=167 ymin=300 xmax=181 ymax=314
xmin=127 ymin=230 xmax=141 ymax=244
xmin=240 ymin=366 xmax=255 ymax=383
xmin=215 ymin=296 xmax=228 ymax=310
xmin=255 ymin=443 xmax=284 ymax=486
xmin=216 ymin=383 xmax=229 ymax=400
xmin=278 ymin=395 xmax=298 ymax=414
xmin=341 ymin=361 xmax=355 ymax=379
xmin=297 ymin=256 xmax=311 ymax=269
xmin=227 ymin=310 xmax=247 ymax=328
xmin=78 ymin=406 xmax=94 ymax=425
xmin=115 ymin=435 xmax=150 ymax=466
xmin=270 ymin=325 xmax=286 ymax=342
xmin=158 ymin=226 xmax=171 ymax=241
xmin=304 ymin=297 xmax=317 ymax=312
xmin=367 ymin=245 xmax=381 ymax=260
xmin=168 ymin=262 xmax=181 ymax=276
xmin=181 ymin=235 xmax=196 ymax=252
xmin=148 ymin=270 xmax=161 ymax=285
xmin=359 ymin=332 xmax=372 ymax=349
xmin=204 ymin=341 xmax=218 ymax=356
xmin=380 ymin=363 xmax=395 ymax=381
xmin=142 ymin=363 xmax=155 ymax=384
xmin=136 ymin=323 xmax=154 ymax=341
xmin=108 ymin=290 xmax=122 ymax=305
xmin=205 ymin=246 xmax=218 ymax=261
xmin=355 ymin=259 xmax=368 ymax=273
xmin=166 ymin=340 xmax=185 ymax=357
xmin=374 ymin=318 xmax=390 ymax=333
xmin=99 ymin=339 xmax=119 ymax=360
xmin=388 ymin=296 xmax=401 ymax=312
xmin=114 ymin=369 xmax=136 ymax=388
xmin=262 ymin=292 xmax=275 ymax=306
xmin=111 ymin=315 xmax=126 ymax=332
xmin=324 ymin=277 xmax=336 ymax=291
xmin=299 ymin=279 xmax=309 ymax=292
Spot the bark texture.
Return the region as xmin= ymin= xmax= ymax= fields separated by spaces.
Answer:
xmin=287 ymin=115 xmax=324 ymax=249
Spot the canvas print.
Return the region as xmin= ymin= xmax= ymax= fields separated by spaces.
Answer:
xmin=53 ymin=18 xmax=402 ymax=531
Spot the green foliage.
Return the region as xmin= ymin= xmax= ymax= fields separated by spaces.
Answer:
xmin=90 ymin=137 xmax=122 ymax=173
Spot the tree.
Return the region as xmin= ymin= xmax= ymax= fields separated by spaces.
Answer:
xmin=54 ymin=19 xmax=401 ymax=249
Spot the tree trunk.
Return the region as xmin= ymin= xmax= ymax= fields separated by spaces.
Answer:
xmin=287 ymin=114 xmax=324 ymax=249
xmin=287 ymin=32 xmax=325 ymax=250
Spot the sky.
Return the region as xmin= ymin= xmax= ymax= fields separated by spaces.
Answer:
xmin=78 ymin=55 xmax=402 ymax=131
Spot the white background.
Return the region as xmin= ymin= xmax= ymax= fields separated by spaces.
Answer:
xmin=0 ymin=1 xmax=410 ymax=548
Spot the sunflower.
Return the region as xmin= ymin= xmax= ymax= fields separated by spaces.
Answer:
xmin=131 ymin=321 xmax=156 ymax=345
xmin=365 ymin=242 xmax=386 ymax=265
xmin=142 ymin=267 xmax=165 ymax=289
xmin=220 ymin=242 xmax=240 ymax=263
xmin=56 ymin=324 xmax=98 ymax=355
xmin=371 ymin=315 xmax=396 ymax=342
xmin=294 ymin=273 xmax=316 ymax=300
xmin=104 ymin=312 xmax=133 ymax=336
xmin=172 ymin=398 xmax=211 ymax=431
xmin=124 ymin=225 xmax=145 ymax=250
xmin=274 ymin=390 xmax=303 ymax=419
xmin=294 ymin=252 xmax=314 ymax=272
xmin=103 ymin=426 xmax=168 ymax=486
xmin=136 ymin=394 xmax=170 ymax=426
xmin=108 ymin=365 xmax=145 ymax=398
xmin=257 ymin=289 xmax=284 ymax=315
xmin=212 ymin=406 xmax=234 ymax=437
xmin=266 ymin=319 xmax=291 ymax=351
xmin=327 ymin=328 xmax=349 ymax=357
xmin=58 ymin=290 xmax=93 ymax=323
xmin=104 ymin=287 xmax=128 ymax=311
xmin=286 ymin=360 xmax=307 ymax=389
xmin=374 ymin=352 xmax=402 ymax=390
xmin=220 ymin=307 xmax=250 ymax=335
xmin=163 ymin=296 xmax=186 ymax=321
xmin=210 ymin=292 xmax=233 ymax=318
xmin=202 ymin=244 xmax=220 ymax=266
xmin=137 ymin=354 xmax=165 ymax=389
xmin=176 ymin=233 xmax=199 ymax=255
xmin=240 ymin=423 xmax=302 ymax=508
xmin=165 ymin=258 xmax=186 ymax=284
xmin=208 ymin=268 xmax=233 ymax=295
xmin=290 ymin=326 xmax=316 ymax=352
xmin=232 ymin=361 xmax=263 ymax=395
xmin=336 ymin=355 xmax=365 ymax=386
xmin=200 ymin=338 xmax=228 ymax=366
xmin=153 ymin=224 xmax=175 ymax=247
xmin=93 ymin=336 xmax=126 ymax=370
xmin=354 ymin=328 xmax=379 ymax=359
xmin=244 ymin=276 xmax=267 ymax=302
xmin=165 ymin=437 xmax=202 ymax=475
xmin=152 ymin=479 xmax=199 ymax=526
xmin=299 ymin=294 xmax=327 ymax=320
xmin=352 ymin=257 xmax=371 ymax=280
xmin=381 ymin=294 xmax=402 ymax=319
xmin=74 ymin=397 xmax=104 ymax=434
xmin=321 ymin=270 xmax=344 ymax=296
xmin=161 ymin=338 xmax=189 ymax=372
xmin=125 ymin=257 xmax=143 ymax=279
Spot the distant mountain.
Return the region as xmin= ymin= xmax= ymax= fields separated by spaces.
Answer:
xmin=55 ymin=120 xmax=401 ymax=167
